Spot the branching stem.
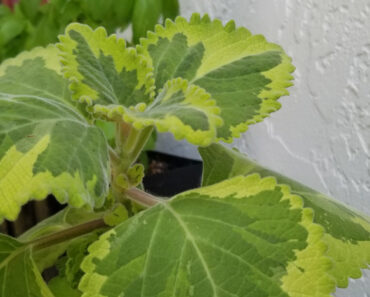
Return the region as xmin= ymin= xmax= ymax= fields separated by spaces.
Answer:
xmin=25 ymin=189 xmax=160 ymax=250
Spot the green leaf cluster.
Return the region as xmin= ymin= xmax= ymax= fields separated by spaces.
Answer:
xmin=0 ymin=0 xmax=179 ymax=61
xmin=0 ymin=13 xmax=368 ymax=297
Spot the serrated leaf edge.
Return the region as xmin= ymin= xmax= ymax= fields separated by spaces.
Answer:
xmin=57 ymin=23 xmax=156 ymax=107
xmin=93 ymin=78 xmax=223 ymax=146
xmin=0 ymin=44 xmax=62 ymax=76
xmin=137 ymin=13 xmax=295 ymax=143
xmin=78 ymin=174 xmax=334 ymax=297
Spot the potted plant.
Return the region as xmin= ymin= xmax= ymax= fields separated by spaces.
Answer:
xmin=0 ymin=13 xmax=368 ymax=297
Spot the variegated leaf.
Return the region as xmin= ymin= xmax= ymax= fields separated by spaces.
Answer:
xmin=93 ymin=78 xmax=223 ymax=146
xmin=0 ymin=46 xmax=109 ymax=221
xmin=138 ymin=14 xmax=294 ymax=142
xmin=79 ymin=175 xmax=332 ymax=297
xmin=58 ymin=15 xmax=294 ymax=146
xmin=0 ymin=207 xmax=105 ymax=297
xmin=58 ymin=23 xmax=224 ymax=146
xmin=199 ymin=143 xmax=370 ymax=289
xmin=0 ymin=234 xmax=55 ymax=297
xmin=58 ymin=23 xmax=155 ymax=107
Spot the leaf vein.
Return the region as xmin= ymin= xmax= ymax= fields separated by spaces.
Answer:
xmin=163 ymin=203 xmax=219 ymax=297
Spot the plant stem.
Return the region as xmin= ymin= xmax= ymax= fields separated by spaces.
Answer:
xmin=125 ymin=188 xmax=161 ymax=207
xmin=128 ymin=126 xmax=153 ymax=165
xmin=120 ymin=126 xmax=153 ymax=171
xmin=112 ymin=122 xmax=154 ymax=203
xmin=109 ymin=146 xmax=120 ymax=164
xmin=28 ymin=218 xmax=107 ymax=251
xmin=25 ymin=192 xmax=159 ymax=251
xmin=116 ymin=122 xmax=132 ymax=151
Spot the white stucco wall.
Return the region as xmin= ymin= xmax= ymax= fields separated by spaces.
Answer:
xmin=172 ymin=1 xmax=370 ymax=296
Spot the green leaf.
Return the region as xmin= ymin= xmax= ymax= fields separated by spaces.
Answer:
xmin=95 ymin=120 xmax=116 ymax=146
xmin=18 ymin=207 xmax=106 ymax=271
xmin=19 ymin=0 xmax=41 ymax=22
xmin=50 ymin=0 xmax=83 ymax=29
xmin=199 ymin=143 xmax=370 ymax=289
xmin=0 ymin=5 xmax=12 ymax=17
xmin=127 ymin=164 xmax=145 ymax=187
xmin=56 ymin=233 xmax=99 ymax=290
xmin=93 ymin=78 xmax=222 ymax=145
xmin=58 ymin=23 xmax=155 ymax=108
xmin=162 ymin=0 xmax=179 ymax=21
xmin=79 ymin=174 xmax=333 ymax=297
xmin=0 ymin=14 xmax=25 ymax=44
xmin=25 ymin=14 xmax=60 ymax=48
xmin=112 ymin=0 xmax=135 ymax=28
xmin=49 ymin=277 xmax=82 ymax=297
xmin=138 ymin=14 xmax=294 ymax=142
xmin=80 ymin=0 xmax=112 ymax=22
xmin=104 ymin=204 xmax=128 ymax=227
xmin=0 ymin=234 xmax=55 ymax=297
xmin=199 ymin=144 xmax=255 ymax=187
xmin=132 ymin=0 xmax=163 ymax=44
xmin=59 ymin=19 xmax=285 ymax=146
xmin=0 ymin=46 xmax=109 ymax=221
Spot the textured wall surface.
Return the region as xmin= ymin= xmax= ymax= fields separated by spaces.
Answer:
xmin=179 ymin=0 xmax=370 ymax=215
xmin=176 ymin=0 xmax=370 ymax=296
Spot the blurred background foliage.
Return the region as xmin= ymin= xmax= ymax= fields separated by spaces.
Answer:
xmin=0 ymin=0 xmax=179 ymax=61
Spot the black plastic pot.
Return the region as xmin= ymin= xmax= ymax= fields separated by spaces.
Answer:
xmin=143 ymin=150 xmax=203 ymax=197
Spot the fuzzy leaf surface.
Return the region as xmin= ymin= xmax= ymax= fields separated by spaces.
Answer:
xmin=0 ymin=234 xmax=55 ymax=297
xmin=59 ymin=23 xmax=224 ymax=146
xmin=79 ymin=175 xmax=332 ymax=297
xmin=199 ymin=143 xmax=370 ymax=289
xmin=94 ymin=78 xmax=223 ymax=146
xmin=0 ymin=46 xmax=109 ymax=221
xmin=58 ymin=23 xmax=154 ymax=107
xmin=138 ymin=14 xmax=294 ymax=142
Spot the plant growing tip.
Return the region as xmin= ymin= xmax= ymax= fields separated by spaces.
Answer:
xmin=0 ymin=12 xmax=368 ymax=297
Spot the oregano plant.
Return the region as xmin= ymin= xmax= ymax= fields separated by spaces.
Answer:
xmin=0 ymin=13 xmax=369 ymax=297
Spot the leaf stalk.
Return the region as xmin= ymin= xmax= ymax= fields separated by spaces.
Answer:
xmin=121 ymin=125 xmax=153 ymax=171
xmin=125 ymin=187 xmax=161 ymax=207
xmin=27 ymin=218 xmax=107 ymax=251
